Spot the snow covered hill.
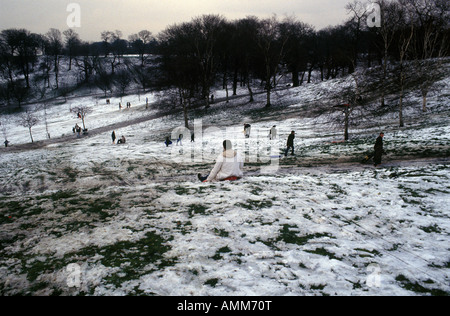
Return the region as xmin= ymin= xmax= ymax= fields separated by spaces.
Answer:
xmin=0 ymin=65 xmax=449 ymax=296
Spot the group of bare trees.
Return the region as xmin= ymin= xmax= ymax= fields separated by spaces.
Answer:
xmin=0 ymin=0 xmax=448 ymax=143
xmin=0 ymin=27 xmax=157 ymax=108
xmin=158 ymin=14 xmax=316 ymax=120
xmin=315 ymin=0 xmax=449 ymax=138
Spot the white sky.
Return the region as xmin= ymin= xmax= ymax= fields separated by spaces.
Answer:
xmin=0 ymin=0 xmax=352 ymax=41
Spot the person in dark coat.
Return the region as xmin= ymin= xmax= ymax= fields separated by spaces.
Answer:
xmin=373 ymin=132 xmax=385 ymax=166
xmin=165 ymin=136 xmax=173 ymax=147
xmin=285 ymin=131 xmax=295 ymax=156
xmin=111 ymin=131 xmax=116 ymax=144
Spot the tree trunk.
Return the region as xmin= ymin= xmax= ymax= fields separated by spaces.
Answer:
xmin=266 ymin=87 xmax=271 ymax=108
xmin=28 ymin=127 xmax=34 ymax=143
xmin=183 ymin=100 xmax=189 ymax=129
xmin=247 ymin=76 xmax=254 ymax=103
xmin=344 ymin=108 xmax=349 ymax=141
xmin=422 ymin=89 xmax=428 ymax=112
xmin=399 ymin=88 xmax=404 ymax=128
xmin=292 ymin=69 xmax=299 ymax=87
xmin=232 ymin=69 xmax=238 ymax=96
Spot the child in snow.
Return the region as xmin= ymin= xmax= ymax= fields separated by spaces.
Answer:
xmin=244 ymin=124 xmax=251 ymax=138
xmin=198 ymin=140 xmax=244 ymax=182
xmin=176 ymin=134 xmax=183 ymax=146
xmin=269 ymin=125 xmax=277 ymax=140
xmin=165 ymin=137 xmax=173 ymax=147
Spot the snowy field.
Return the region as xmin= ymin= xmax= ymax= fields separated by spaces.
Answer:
xmin=0 ymin=74 xmax=449 ymax=296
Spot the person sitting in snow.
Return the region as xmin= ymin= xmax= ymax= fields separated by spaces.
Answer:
xmin=198 ymin=140 xmax=244 ymax=182
xmin=117 ymin=135 xmax=126 ymax=144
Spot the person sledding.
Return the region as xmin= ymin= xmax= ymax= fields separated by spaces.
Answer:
xmin=198 ymin=140 xmax=244 ymax=182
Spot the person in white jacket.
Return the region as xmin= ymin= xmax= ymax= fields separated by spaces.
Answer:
xmin=198 ymin=140 xmax=244 ymax=182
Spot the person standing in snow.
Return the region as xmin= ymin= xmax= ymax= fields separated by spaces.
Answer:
xmin=176 ymin=134 xmax=183 ymax=146
xmin=244 ymin=124 xmax=251 ymax=138
xmin=198 ymin=140 xmax=244 ymax=182
xmin=374 ymin=132 xmax=386 ymax=167
xmin=285 ymin=131 xmax=295 ymax=156
xmin=269 ymin=125 xmax=277 ymax=140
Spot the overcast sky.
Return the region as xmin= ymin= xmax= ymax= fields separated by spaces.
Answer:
xmin=0 ymin=0 xmax=352 ymax=41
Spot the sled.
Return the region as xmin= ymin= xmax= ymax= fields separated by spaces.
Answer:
xmin=361 ymin=152 xmax=374 ymax=164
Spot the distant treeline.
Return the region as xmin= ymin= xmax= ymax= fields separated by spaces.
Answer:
xmin=0 ymin=0 xmax=448 ymax=110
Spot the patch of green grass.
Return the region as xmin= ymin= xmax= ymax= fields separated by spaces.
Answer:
xmin=354 ymin=248 xmax=381 ymax=258
xmin=0 ymin=199 xmax=46 ymax=221
xmin=395 ymin=275 xmax=448 ymax=296
xmin=236 ymin=199 xmax=273 ymax=210
xmin=175 ymin=186 xmax=190 ymax=195
xmin=62 ymin=167 xmax=78 ymax=183
xmin=188 ymin=204 xmax=208 ymax=217
xmin=420 ymin=224 xmax=441 ymax=234
xmin=204 ymin=278 xmax=219 ymax=287
xmin=277 ymin=224 xmax=334 ymax=246
xmin=82 ymin=198 xmax=117 ymax=220
xmin=25 ymin=231 xmax=173 ymax=293
xmin=305 ymin=247 xmax=342 ymax=261
xmin=37 ymin=190 xmax=77 ymax=202
xmin=213 ymin=228 xmax=229 ymax=238
xmin=211 ymin=246 xmax=232 ymax=260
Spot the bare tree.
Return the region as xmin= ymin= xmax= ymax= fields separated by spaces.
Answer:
xmin=191 ymin=15 xmax=227 ymax=109
xmin=405 ymin=0 xmax=449 ymax=111
xmin=75 ymin=42 xmax=98 ymax=84
xmin=375 ymin=0 xmax=404 ymax=107
xmin=397 ymin=1 xmax=415 ymax=127
xmin=45 ymin=28 xmax=63 ymax=89
xmin=63 ymin=29 xmax=81 ymax=71
xmin=129 ymin=30 xmax=154 ymax=66
xmin=10 ymin=81 xmax=30 ymax=107
xmin=115 ymin=70 xmax=131 ymax=102
xmin=71 ymin=105 xmax=92 ymax=131
xmin=346 ymin=0 xmax=369 ymax=73
xmin=19 ymin=109 xmax=39 ymax=143
xmin=256 ymin=16 xmax=289 ymax=107
xmin=0 ymin=116 xmax=10 ymax=145
xmin=101 ymin=30 xmax=125 ymax=75
xmin=94 ymin=63 xmax=114 ymax=97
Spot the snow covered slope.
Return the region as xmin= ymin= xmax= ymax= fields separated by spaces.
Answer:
xmin=0 ymin=69 xmax=449 ymax=296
